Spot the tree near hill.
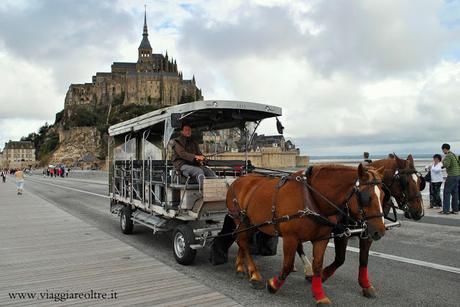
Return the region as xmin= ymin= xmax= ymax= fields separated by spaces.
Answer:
xmin=21 ymin=123 xmax=59 ymax=163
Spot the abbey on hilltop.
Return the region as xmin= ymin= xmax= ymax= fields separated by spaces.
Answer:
xmin=47 ymin=9 xmax=203 ymax=169
xmin=64 ymin=9 xmax=203 ymax=110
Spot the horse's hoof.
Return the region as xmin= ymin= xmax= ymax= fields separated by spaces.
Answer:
xmin=362 ymin=286 xmax=377 ymax=298
xmin=250 ymin=279 xmax=265 ymax=290
xmin=236 ymin=271 xmax=246 ymax=279
xmin=266 ymin=280 xmax=278 ymax=294
xmin=316 ymin=297 xmax=332 ymax=305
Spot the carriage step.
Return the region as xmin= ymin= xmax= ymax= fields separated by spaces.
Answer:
xmin=385 ymin=221 xmax=401 ymax=230
xmin=131 ymin=211 xmax=168 ymax=229
xmin=110 ymin=204 xmax=125 ymax=215
xmin=193 ymin=226 xmax=224 ymax=234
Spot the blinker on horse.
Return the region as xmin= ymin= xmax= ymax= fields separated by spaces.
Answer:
xmin=373 ymin=154 xmax=425 ymax=221
xmin=226 ymin=164 xmax=386 ymax=305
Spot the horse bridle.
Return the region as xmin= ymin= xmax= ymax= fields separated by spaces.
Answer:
xmin=298 ymin=174 xmax=385 ymax=228
xmin=387 ymin=168 xmax=424 ymax=216
xmin=346 ymin=178 xmax=385 ymax=223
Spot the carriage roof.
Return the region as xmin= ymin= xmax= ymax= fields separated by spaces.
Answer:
xmin=108 ymin=100 xmax=282 ymax=137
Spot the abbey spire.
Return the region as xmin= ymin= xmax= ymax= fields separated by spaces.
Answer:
xmin=138 ymin=5 xmax=153 ymax=67
xmin=143 ymin=5 xmax=148 ymax=36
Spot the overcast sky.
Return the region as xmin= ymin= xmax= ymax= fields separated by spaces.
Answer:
xmin=1 ymin=0 xmax=459 ymax=156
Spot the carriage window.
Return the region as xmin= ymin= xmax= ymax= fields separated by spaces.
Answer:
xmin=143 ymin=136 xmax=163 ymax=160
xmin=114 ymin=138 xmax=137 ymax=160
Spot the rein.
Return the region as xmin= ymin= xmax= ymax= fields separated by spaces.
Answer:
xmin=223 ymin=167 xmax=384 ymax=241
xmin=381 ymin=181 xmax=399 ymax=222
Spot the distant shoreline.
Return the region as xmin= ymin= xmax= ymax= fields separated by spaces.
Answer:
xmin=309 ymin=154 xmax=435 ymax=161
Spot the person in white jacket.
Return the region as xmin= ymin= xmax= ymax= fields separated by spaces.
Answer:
xmin=425 ymin=154 xmax=444 ymax=208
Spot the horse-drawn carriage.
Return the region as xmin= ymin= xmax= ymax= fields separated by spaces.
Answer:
xmin=108 ymin=100 xmax=425 ymax=304
xmin=108 ymin=100 xmax=282 ymax=264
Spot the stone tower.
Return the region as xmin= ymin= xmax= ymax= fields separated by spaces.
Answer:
xmin=137 ymin=7 xmax=154 ymax=72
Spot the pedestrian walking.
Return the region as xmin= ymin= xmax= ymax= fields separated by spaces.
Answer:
xmin=15 ymin=169 xmax=25 ymax=195
xmin=363 ymin=152 xmax=372 ymax=164
xmin=1 ymin=170 xmax=6 ymax=183
xmin=458 ymin=155 xmax=460 ymax=211
xmin=440 ymin=143 xmax=460 ymax=214
xmin=425 ymin=154 xmax=443 ymax=208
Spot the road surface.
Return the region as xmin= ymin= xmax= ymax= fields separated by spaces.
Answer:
xmin=17 ymin=175 xmax=460 ymax=306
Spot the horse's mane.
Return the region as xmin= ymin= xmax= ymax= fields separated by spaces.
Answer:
xmin=372 ymin=157 xmax=413 ymax=173
xmin=291 ymin=164 xmax=355 ymax=177
xmin=305 ymin=164 xmax=383 ymax=181
xmin=314 ymin=164 xmax=356 ymax=170
xmin=365 ymin=166 xmax=383 ymax=179
xmin=301 ymin=164 xmax=356 ymax=182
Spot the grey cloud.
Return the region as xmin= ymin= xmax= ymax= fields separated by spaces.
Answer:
xmin=179 ymin=4 xmax=306 ymax=61
xmin=1 ymin=1 xmax=459 ymax=155
xmin=0 ymin=0 xmax=136 ymax=90
xmin=304 ymin=0 xmax=449 ymax=77
xmin=178 ymin=1 xmax=457 ymax=77
xmin=175 ymin=1 xmax=460 ymax=155
xmin=290 ymin=98 xmax=460 ymax=155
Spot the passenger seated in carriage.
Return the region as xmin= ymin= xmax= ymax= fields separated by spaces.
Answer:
xmin=171 ymin=124 xmax=217 ymax=188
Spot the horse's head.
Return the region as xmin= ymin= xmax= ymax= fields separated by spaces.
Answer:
xmin=349 ymin=164 xmax=386 ymax=241
xmin=389 ymin=154 xmax=424 ymax=220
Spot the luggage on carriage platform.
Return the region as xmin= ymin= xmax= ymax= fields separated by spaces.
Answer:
xmin=209 ymin=215 xmax=278 ymax=265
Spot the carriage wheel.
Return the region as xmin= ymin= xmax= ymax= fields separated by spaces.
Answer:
xmin=173 ymin=224 xmax=197 ymax=265
xmin=120 ymin=207 xmax=134 ymax=234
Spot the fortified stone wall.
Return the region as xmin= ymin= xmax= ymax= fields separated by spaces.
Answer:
xmin=213 ymin=147 xmax=309 ymax=169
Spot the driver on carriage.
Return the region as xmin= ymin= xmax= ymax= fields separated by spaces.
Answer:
xmin=172 ymin=124 xmax=217 ymax=187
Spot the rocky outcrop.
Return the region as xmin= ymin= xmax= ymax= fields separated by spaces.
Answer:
xmin=49 ymin=127 xmax=103 ymax=168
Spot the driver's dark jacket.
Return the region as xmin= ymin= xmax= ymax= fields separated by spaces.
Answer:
xmin=172 ymin=135 xmax=202 ymax=170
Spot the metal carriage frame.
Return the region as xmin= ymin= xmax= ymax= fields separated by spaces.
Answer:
xmin=108 ymin=100 xmax=282 ymax=264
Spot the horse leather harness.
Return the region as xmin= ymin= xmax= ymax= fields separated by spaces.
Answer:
xmin=225 ymin=166 xmax=384 ymax=240
xmin=384 ymin=168 xmax=424 ymax=221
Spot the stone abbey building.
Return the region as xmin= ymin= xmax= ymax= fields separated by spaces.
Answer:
xmin=64 ymin=11 xmax=203 ymax=110
xmin=48 ymin=11 xmax=203 ymax=169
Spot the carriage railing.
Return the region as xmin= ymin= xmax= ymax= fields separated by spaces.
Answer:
xmin=113 ymin=159 xmax=250 ymax=209
xmin=114 ymin=159 xmax=171 ymax=207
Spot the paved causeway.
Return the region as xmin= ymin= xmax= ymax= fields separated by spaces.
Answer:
xmin=0 ymin=180 xmax=240 ymax=306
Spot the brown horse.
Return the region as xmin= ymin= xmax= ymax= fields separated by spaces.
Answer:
xmin=226 ymin=164 xmax=386 ymax=304
xmin=300 ymin=154 xmax=425 ymax=298
xmin=373 ymin=154 xmax=425 ymax=221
